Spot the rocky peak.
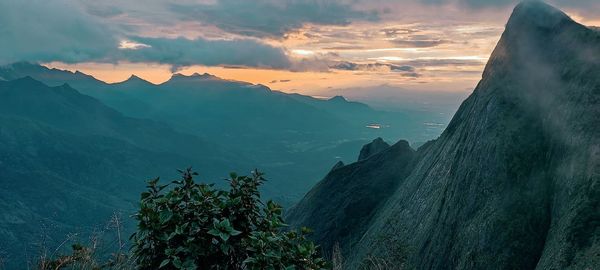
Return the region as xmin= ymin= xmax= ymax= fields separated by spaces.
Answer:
xmin=166 ymin=72 xmax=222 ymax=84
xmin=191 ymin=72 xmax=219 ymax=80
xmin=127 ymin=74 xmax=143 ymax=81
xmin=328 ymin=95 xmax=348 ymax=103
xmin=330 ymin=160 xmax=345 ymax=171
xmin=481 ymin=0 xmax=588 ymax=84
xmin=508 ymin=1 xmax=571 ymax=29
xmin=121 ymin=74 xmax=152 ymax=85
xmin=358 ymin=137 xmax=390 ymax=161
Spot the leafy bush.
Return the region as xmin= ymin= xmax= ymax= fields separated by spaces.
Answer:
xmin=130 ymin=169 xmax=329 ymax=270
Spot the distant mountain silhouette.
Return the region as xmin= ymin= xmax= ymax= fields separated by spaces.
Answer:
xmin=0 ymin=62 xmax=439 ymax=201
xmin=0 ymin=62 xmax=432 ymax=144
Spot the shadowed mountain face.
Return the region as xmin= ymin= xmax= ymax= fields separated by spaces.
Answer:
xmin=286 ymin=139 xmax=419 ymax=258
xmin=288 ymin=1 xmax=600 ymax=269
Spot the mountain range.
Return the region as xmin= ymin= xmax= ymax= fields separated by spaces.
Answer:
xmin=0 ymin=62 xmax=445 ymax=197
xmin=287 ymin=1 xmax=600 ymax=269
xmin=0 ymin=59 xmax=447 ymax=265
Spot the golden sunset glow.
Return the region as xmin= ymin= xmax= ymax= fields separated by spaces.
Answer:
xmin=33 ymin=1 xmax=599 ymax=96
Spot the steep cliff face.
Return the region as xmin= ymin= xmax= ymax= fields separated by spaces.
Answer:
xmin=290 ymin=1 xmax=600 ymax=269
xmin=351 ymin=2 xmax=600 ymax=269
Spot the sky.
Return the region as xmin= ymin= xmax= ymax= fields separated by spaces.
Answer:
xmin=1 ymin=0 xmax=600 ymax=95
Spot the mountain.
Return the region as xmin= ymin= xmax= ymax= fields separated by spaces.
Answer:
xmin=287 ymin=1 xmax=600 ymax=269
xmin=0 ymin=77 xmax=224 ymax=159
xmin=0 ymin=63 xmax=445 ymax=200
xmin=320 ymin=84 xmax=468 ymax=114
xmin=0 ymin=63 xmax=441 ymax=144
xmin=357 ymin=137 xmax=390 ymax=161
xmin=0 ymin=78 xmax=244 ymax=267
xmin=287 ymin=140 xmax=418 ymax=258
xmin=0 ymin=62 xmax=105 ymax=87
xmin=0 ymin=62 xmax=159 ymax=119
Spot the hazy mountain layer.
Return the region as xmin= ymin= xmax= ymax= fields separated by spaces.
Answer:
xmin=0 ymin=64 xmax=438 ymax=201
xmin=0 ymin=78 xmax=239 ymax=267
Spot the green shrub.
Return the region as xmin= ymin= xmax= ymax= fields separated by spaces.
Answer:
xmin=130 ymin=169 xmax=329 ymax=270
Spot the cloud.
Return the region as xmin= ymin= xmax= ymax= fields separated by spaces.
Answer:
xmin=381 ymin=27 xmax=420 ymax=37
xmin=0 ymin=0 xmax=118 ymax=65
xmin=391 ymin=39 xmax=449 ymax=48
xmin=121 ymin=37 xmax=292 ymax=70
xmin=417 ymin=0 xmax=600 ymax=13
xmin=403 ymin=58 xmax=486 ymax=67
xmin=329 ymin=61 xmax=419 ymax=76
xmin=270 ymin=79 xmax=292 ymax=83
xmin=169 ymin=0 xmax=379 ymax=38
xmin=0 ymin=0 xmax=294 ymax=70
xmin=1 ymin=0 xmax=597 ymax=75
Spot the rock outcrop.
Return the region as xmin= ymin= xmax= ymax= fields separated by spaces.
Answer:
xmin=357 ymin=137 xmax=391 ymax=161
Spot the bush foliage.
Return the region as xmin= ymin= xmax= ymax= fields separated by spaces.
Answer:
xmin=41 ymin=169 xmax=329 ymax=270
xmin=130 ymin=169 xmax=329 ymax=270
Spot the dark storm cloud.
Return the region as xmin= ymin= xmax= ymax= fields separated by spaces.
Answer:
xmin=121 ymin=37 xmax=292 ymax=70
xmin=169 ymin=0 xmax=379 ymax=38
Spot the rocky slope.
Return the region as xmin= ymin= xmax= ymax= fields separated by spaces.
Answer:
xmin=288 ymin=1 xmax=600 ymax=269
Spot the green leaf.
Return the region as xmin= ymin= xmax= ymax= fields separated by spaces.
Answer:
xmin=173 ymin=257 xmax=183 ymax=268
xmin=208 ymin=229 xmax=221 ymax=237
xmin=159 ymin=259 xmax=170 ymax=268
xmin=159 ymin=210 xmax=173 ymax=224
xmin=220 ymin=232 xmax=230 ymax=241
xmin=181 ymin=259 xmax=196 ymax=270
